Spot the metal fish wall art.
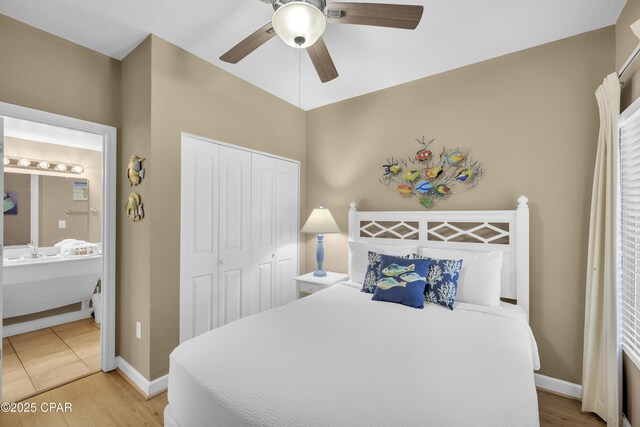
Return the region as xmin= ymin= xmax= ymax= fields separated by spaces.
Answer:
xmin=127 ymin=155 xmax=145 ymax=186
xmin=125 ymin=192 xmax=144 ymax=221
xmin=380 ymin=136 xmax=484 ymax=208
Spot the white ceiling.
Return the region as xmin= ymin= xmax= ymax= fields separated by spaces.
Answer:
xmin=0 ymin=0 xmax=627 ymax=110
xmin=3 ymin=117 xmax=103 ymax=151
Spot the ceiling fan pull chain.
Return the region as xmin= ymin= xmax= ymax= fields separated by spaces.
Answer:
xmin=298 ymin=47 xmax=302 ymax=110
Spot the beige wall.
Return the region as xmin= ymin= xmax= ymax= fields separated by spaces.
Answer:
xmin=118 ymin=36 xmax=152 ymax=378
xmin=0 ymin=15 xmax=119 ymax=129
xmin=3 ymin=173 xmax=31 ymax=246
xmin=147 ymin=36 xmax=306 ymax=379
xmin=306 ymin=28 xmax=614 ymax=385
xmin=4 ymin=137 xmax=102 ymax=244
xmin=39 ymin=176 xmax=89 ymax=247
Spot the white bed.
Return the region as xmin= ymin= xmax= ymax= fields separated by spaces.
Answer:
xmin=165 ymin=197 xmax=539 ymax=426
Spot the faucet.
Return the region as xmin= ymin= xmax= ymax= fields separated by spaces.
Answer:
xmin=28 ymin=243 xmax=39 ymax=258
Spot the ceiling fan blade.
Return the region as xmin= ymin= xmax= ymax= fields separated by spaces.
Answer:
xmin=306 ymin=37 xmax=339 ymax=83
xmin=220 ymin=23 xmax=276 ymax=64
xmin=326 ymin=2 xmax=423 ymax=30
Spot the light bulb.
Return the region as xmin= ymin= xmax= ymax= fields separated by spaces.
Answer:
xmin=72 ymin=165 xmax=84 ymax=174
xmin=272 ymin=2 xmax=326 ymax=49
xmin=38 ymin=161 xmax=50 ymax=169
xmin=55 ymin=164 xmax=68 ymax=172
xmin=3 ymin=158 xmax=9 ymax=166
xmin=17 ymin=159 xmax=31 ymax=167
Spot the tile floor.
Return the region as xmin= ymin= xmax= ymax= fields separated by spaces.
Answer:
xmin=2 ymin=318 xmax=100 ymax=402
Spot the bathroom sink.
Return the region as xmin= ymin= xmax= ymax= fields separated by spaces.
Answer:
xmin=4 ymin=254 xmax=59 ymax=265
xmin=4 ymin=258 xmax=34 ymax=264
xmin=3 ymin=252 xmax=102 ymax=318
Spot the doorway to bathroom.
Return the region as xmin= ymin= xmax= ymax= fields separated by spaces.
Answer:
xmin=0 ymin=103 xmax=116 ymax=402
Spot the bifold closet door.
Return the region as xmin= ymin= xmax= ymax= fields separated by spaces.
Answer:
xmin=179 ymin=136 xmax=220 ymax=343
xmin=218 ymin=146 xmax=252 ymax=324
xmin=275 ymin=160 xmax=299 ymax=306
xmin=181 ymin=135 xmax=299 ymax=343
xmin=251 ymin=154 xmax=277 ymax=314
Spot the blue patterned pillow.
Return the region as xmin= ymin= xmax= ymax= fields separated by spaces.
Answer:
xmin=361 ymin=251 xmax=410 ymax=293
xmin=372 ymin=255 xmax=431 ymax=309
xmin=415 ymin=256 xmax=463 ymax=310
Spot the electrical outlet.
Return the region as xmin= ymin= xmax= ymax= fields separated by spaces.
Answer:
xmin=58 ymin=220 xmax=66 ymax=229
xmin=136 ymin=321 xmax=142 ymax=339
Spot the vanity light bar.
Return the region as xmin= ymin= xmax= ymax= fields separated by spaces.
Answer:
xmin=3 ymin=156 xmax=84 ymax=174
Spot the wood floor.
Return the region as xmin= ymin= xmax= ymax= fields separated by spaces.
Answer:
xmin=2 ymin=318 xmax=101 ymax=403
xmin=538 ymin=390 xmax=604 ymax=426
xmin=0 ymin=371 xmax=604 ymax=426
xmin=0 ymin=371 xmax=167 ymax=427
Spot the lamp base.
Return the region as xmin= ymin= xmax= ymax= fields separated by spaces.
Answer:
xmin=314 ymin=234 xmax=327 ymax=278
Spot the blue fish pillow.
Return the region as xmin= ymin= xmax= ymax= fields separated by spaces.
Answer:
xmin=415 ymin=255 xmax=463 ymax=310
xmin=372 ymin=255 xmax=431 ymax=309
xmin=362 ymin=251 xmax=410 ymax=294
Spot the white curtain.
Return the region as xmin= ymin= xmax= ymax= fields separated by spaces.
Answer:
xmin=582 ymin=73 xmax=621 ymax=426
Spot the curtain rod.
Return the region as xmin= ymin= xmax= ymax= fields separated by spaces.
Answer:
xmin=619 ymin=43 xmax=640 ymax=80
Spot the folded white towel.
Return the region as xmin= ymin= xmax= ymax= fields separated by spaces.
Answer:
xmin=54 ymin=239 xmax=80 ymax=247
xmin=55 ymin=239 xmax=99 ymax=256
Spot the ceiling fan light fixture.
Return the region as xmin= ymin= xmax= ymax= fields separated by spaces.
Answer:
xmin=272 ymin=1 xmax=326 ymax=49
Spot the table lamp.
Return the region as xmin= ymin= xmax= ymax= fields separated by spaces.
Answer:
xmin=301 ymin=205 xmax=340 ymax=277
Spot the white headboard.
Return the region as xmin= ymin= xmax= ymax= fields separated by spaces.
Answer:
xmin=348 ymin=196 xmax=530 ymax=319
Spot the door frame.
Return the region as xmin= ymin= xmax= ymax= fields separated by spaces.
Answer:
xmin=0 ymin=102 xmax=117 ymax=372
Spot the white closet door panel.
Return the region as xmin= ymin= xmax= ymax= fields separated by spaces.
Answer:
xmin=275 ymin=160 xmax=299 ymax=306
xmin=258 ymin=263 xmax=273 ymax=312
xmin=251 ymin=154 xmax=277 ymax=313
xmin=191 ymin=156 xmax=216 ymax=255
xmin=221 ymin=268 xmax=243 ymax=324
xmin=180 ymin=136 xmax=220 ymax=342
xmin=219 ymin=146 xmax=252 ymax=321
xmin=192 ymin=274 xmax=218 ymax=337
xmin=276 ymin=258 xmax=295 ymax=306
xmin=275 ymin=161 xmax=299 ymax=247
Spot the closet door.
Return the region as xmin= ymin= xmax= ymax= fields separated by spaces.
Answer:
xmin=219 ymin=146 xmax=252 ymax=325
xmin=250 ymin=154 xmax=277 ymax=314
xmin=274 ymin=160 xmax=299 ymax=306
xmin=180 ymin=136 xmax=220 ymax=343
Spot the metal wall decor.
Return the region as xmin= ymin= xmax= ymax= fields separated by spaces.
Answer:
xmin=126 ymin=154 xmax=146 ymax=221
xmin=125 ymin=192 xmax=144 ymax=221
xmin=127 ymin=155 xmax=145 ymax=186
xmin=380 ymin=136 xmax=483 ymax=208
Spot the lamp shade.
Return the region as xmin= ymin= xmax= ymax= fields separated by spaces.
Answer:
xmin=301 ymin=206 xmax=340 ymax=234
xmin=272 ymin=1 xmax=326 ymax=49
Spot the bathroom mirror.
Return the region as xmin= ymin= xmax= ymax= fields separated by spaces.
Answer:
xmin=4 ymin=172 xmax=91 ymax=248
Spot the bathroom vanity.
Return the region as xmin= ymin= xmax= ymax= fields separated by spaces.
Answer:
xmin=3 ymin=250 xmax=101 ymax=319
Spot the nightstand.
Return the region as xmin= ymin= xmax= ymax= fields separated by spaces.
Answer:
xmin=295 ymin=271 xmax=349 ymax=297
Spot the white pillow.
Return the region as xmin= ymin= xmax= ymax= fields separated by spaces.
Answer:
xmin=418 ymin=247 xmax=503 ymax=307
xmin=348 ymin=241 xmax=416 ymax=284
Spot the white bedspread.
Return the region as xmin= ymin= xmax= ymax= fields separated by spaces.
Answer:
xmin=165 ymin=283 xmax=540 ymax=427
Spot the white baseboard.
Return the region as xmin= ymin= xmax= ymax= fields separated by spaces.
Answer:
xmin=624 ymin=415 xmax=632 ymax=427
xmin=3 ymin=308 xmax=93 ymax=337
xmin=116 ymin=356 xmax=168 ymax=398
xmin=534 ymin=373 xmax=582 ymax=399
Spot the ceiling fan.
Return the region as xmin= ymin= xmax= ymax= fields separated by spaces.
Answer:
xmin=220 ymin=0 xmax=424 ymax=83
